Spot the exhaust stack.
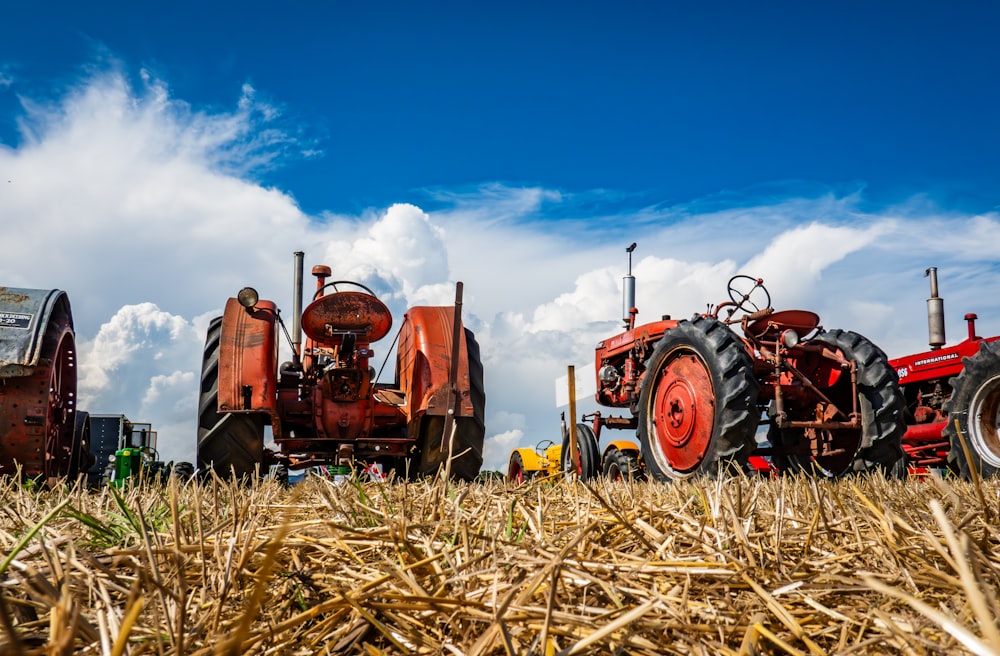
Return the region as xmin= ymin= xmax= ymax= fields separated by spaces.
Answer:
xmin=623 ymin=243 xmax=637 ymax=327
xmin=926 ymin=267 xmax=945 ymax=350
xmin=292 ymin=251 xmax=304 ymax=359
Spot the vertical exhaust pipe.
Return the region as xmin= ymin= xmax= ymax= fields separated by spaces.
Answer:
xmin=926 ymin=266 xmax=945 ymax=350
xmin=623 ymin=242 xmax=637 ymax=328
xmin=292 ymin=251 xmax=304 ymax=360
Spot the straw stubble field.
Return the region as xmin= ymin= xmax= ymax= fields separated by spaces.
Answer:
xmin=0 ymin=471 xmax=998 ymax=655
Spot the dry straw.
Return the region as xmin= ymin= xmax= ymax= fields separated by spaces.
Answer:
xmin=0 ymin=469 xmax=998 ymax=655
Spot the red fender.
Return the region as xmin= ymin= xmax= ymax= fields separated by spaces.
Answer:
xmin=218 ymin=297 xmax=278 ymax=414
xmin=396 ymin=306 xmax=475 ymax=425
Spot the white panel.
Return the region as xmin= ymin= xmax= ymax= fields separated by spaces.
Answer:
xmin=554 ymin=361 xmax=597 ymax=407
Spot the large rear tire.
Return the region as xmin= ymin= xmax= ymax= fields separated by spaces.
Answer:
xmin=944 ymin=341 xmax=1000 ymax=479
xmin=409 ymin=328 xmax=486 ymax=482
xmin=196 ymin=316 xmax=265 ymax=480
xmin=560 ymin=422 xmax=600 ymax=481
xmin=454 ymin=328 xmax=486 ymax=479
xmin=772 ymin=329 xmax=905 ymax=477
xmin=638 ymin=316 xmax=759 ymax=481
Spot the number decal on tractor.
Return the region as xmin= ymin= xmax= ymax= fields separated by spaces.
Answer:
xmin=0 ymin=312 xmax=31 ymax=328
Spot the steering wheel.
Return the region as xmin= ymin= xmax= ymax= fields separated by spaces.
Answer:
xmin=313 ymin=280 xmax=379 ymax=300
xmin=535 ymin=439 xmax=554 ymax=455
xmin=726 ymin=275 xmax=771 ymax=315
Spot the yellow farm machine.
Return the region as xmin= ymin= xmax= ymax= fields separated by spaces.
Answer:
xmin=508 ymin=413 xmax=643 ymax=483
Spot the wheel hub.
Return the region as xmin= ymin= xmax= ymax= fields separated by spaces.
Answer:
xmin=969 ymin=373 xmax=1000 ymax=468
xmin=651 ymin=352 xmax=714 ymax=472
xmin=662 ymin=379 xmax=697 ymax=445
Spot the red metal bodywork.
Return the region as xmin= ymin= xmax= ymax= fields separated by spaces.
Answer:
xmin=398 ymin=306 xmax=475 ymax=423
xmin=595 ymin=318 xmax=677 ymax=407
xmin=594 ymin=315 xmax=855 ymax=427
xmin=589 ymin=303 xmax=863 ymax=474
xmin=218 ymin=298 xmax=279 ymax=415
xmin=889 ymin=315 xmax=1000 ymax=470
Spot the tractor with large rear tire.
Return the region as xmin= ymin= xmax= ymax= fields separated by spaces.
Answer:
xmin=0 ymin=287 xmax=93 ymax=482
xmin=197 ymin=252 xmax=486 ymax=482
xmin=890 ymin=267 xmax=1000 ymax=478
xmin=563 ymin=244 xmax=906 ymax=482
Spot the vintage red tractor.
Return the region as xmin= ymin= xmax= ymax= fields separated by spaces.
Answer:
xmin=197 ymin=252 xmax=486 ymax=481
xmin=889 ymin=267 xmax=1000 ymax=478
xmin=565 ymin=244 xmax=905 ymax=481
xmin=0 ymin=287 xmax=93 ymax=482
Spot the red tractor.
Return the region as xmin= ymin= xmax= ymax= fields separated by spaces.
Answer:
xmin=889 ymin=267 xmax=1000 ymax=478
xmin=197 ymin=252 xmax=485 ymax=481
xmin=0 ymin=287 xmax=93 ymax=482
xmin=567 ymin=244 xmax=905 ymax=481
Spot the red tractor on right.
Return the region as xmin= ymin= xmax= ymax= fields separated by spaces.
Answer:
xmin=890 ymin=267 xmax=1000 ymax=478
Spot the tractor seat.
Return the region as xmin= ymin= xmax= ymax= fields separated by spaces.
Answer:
xmin=302 ymin=291 xmax=392 ymax=346
xmin=745 ymin=309 xmax=820 ymax=342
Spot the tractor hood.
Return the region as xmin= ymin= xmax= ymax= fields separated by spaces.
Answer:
xmin=0 ymin=287 xmax=73 ymax=377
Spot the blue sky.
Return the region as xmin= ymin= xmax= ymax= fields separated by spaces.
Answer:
xmin=6 ymin=2 xmax=1000 ymax=214
xmin=2 ymin=2 xmax=1000 ymax=470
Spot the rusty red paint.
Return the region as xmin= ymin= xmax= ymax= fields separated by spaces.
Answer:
xmin=744 ymin=309 xmax=820 ymax=341
xmin=398 ymin=306 xmax=474 ymax=421
xmin=218 ymin=298 xmax=278 ymax=414
xmin=0 ymin=321 xmax=76 ymax=479
xmin=301 ymin=291 xmax=392 ymax=345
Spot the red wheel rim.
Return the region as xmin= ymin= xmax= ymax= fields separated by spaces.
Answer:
xmin=43 ymin=330 xmax=77 ymax=481
xmin=651 ymin=350 xmax=714 ymax=473
xmin=510 ymin=458 xmax=524 ymax=483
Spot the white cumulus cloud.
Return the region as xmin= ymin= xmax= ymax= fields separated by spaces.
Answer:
xmin=4 ymin=64 xmax=1000 ymax=474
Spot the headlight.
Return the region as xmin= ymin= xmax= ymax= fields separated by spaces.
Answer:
xmin=782 ymin=329 xmax=800 ymax=348
xmin=598 ymin=364 xmax=620 ymax=384
xmin=237 ymin=287 xmax=259 ymax=309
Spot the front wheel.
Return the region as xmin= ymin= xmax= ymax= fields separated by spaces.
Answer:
xmin=944 ymin=341 xmax=1000 ymax=478
xmin=172 ymin=461 xmax=195 ymax=480
xmin=507 ymin=451 xmax=534 ymax=484
xmin=603 ymin=448 xmax=642 ymax=481
xmin=638 ymin=316 xmax=759 ymax=481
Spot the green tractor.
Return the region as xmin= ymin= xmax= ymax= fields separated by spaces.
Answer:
xmin=89 ymin=415 xmax=192 ymax=486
